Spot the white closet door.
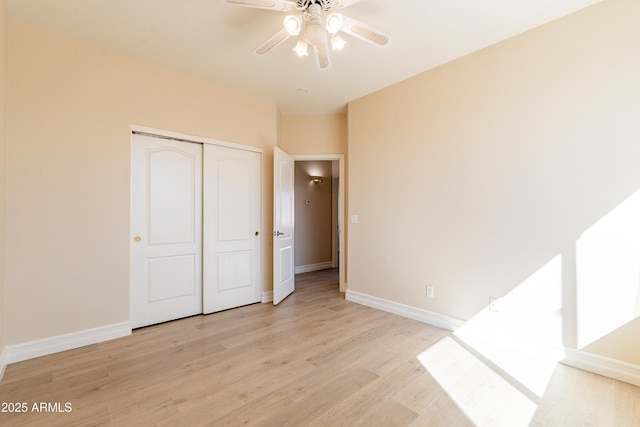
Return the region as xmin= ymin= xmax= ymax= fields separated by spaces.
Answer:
xmin=130 ymin=134 xmax=203 ymax=328
xmin=203 ymin=144 xmax=261 ymax=313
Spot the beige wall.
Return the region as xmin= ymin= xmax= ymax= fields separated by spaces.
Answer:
xmin=584 ymin=318 xmax=640 ymax=365
xmin=5 ymin=20 xmax=277 ymax=345
xmin=0 ymin=0 xmax=7 ymax=368
xmin=279 ymin=114 xmax=347 ymax=155
xmin=348 ymin=0 xmax=640 ymax=364
xmin=294 ymin=161 xmax=333 ymax=268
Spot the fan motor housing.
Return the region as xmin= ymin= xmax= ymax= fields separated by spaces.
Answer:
xmin=298 ymin=0 xmax=334 ymax=12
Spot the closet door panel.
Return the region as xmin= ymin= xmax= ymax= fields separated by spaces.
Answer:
xmin=203 ymin=145 xmax=261 ymax=313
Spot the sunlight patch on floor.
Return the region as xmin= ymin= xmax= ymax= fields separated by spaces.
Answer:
xmin=417 ymin=336 xmax=537 ymax=427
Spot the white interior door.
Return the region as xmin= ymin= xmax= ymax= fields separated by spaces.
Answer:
xmin=273 ymin=147 xmax=295 ymax=304
xmin=203 ymin=145 xmax=261 ymax=313
xmin=131 ymin=134 xmax=203 ymax=328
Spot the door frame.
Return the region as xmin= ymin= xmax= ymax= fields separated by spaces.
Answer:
xmin=292 ymin=154 xmax=346 ymax=292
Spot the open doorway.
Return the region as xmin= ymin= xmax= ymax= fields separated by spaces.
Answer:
xmin=293 ymin=155 xmax=345 ymax=292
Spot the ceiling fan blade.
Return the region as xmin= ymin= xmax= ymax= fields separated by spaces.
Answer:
xmin=333 ymin=0 xmax=365 ymax=8
xmin=252 ymin=28 xmax=291 ymax=55
xmin=341 ymin=16 xmax=391 ymax=48
xmin=222 ymin=0 xmax=296 ymax=11
xmin=313 ymin=40 xmax=331 ymax=71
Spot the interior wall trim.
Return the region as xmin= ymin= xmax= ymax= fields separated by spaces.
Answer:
xmin=0 ymin=349 xmax=6 ymax=382
xmin=262 ymin=291 xmax=273 ymax=303
xmin=345 ymin=291 xmax=640 ymax=386
xmin=4 ymin=322 xmax=131 ymax=365
xmin=345 ymin=290 xmax=465 ymax=331
xmin=563 ymin=348 xmax=640 ymax=387
xmin=295 ymin=262 xmax=334 ymax=275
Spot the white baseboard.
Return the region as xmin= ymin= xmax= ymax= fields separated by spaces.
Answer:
xmin=563 ymin=348 xmax=640 ymax=387
xmin=0 ymin=349 xmax=6 ymax=382
xmin=5 ymin=321 xmax=131 ymax=365
xmin=295 ymin=262 xmax=333 ymax=274
xmin=262 ymin=291 xmax=273 ymax=303
xmin=345 ymin=290 xmax=465 ymax=331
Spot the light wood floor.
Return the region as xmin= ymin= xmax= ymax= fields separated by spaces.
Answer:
xmin=1 ymin=269 xmax=638 ymax=426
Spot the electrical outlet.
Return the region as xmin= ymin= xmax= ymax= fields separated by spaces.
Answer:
xmin=426 ymin=286 xmax=435 ymax=298
xmin=489 ymin=297 xmax=499 ymax=312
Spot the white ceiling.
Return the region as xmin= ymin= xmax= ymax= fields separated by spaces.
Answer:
xmin=7 ymin=0 xmax=601 ymax=115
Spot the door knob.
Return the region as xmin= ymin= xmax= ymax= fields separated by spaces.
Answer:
xmin=133 ymin=236 xmax=142 ymax=242
xmin=255 ymin=231 xmax=259 ymax=236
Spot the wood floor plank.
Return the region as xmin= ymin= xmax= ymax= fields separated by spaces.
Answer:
xmin=199 ymin=391 xmax=294 ymax=427
xmin=1 ymin=269 xmax=639 ymax=426
xmin=172 ymin=352 xmax=317 ymax=418
xmin=614 ymin=379 xmax=640 ymax=427
xmin=392 ymin=371 xmax=446 ymax=414
xmin=255 ymin=367 xmax=380 ymax=427
xmin=355 ymin=399 xmax=419 ymax=427
xmin=408 ymin=392 xmax=474 ymax=427
xmin=309 ymin=362 xmax=425 ymax=426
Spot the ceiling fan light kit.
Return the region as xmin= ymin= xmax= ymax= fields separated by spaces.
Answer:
xmin=293 ymin=39 xmax=309 ymax=56
xmin=222 ymin=0 xmax=391 ymax=70
xmin=325 ymin=12 xmax=344 ymax=34
xmin=284 ymin=14 xmax=303 ymax=35
xmin=330 ymin=33 xmax=345 ymax=51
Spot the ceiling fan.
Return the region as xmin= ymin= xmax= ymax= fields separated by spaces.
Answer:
xmin=222 ymin=0 xmax=392 ymax=71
